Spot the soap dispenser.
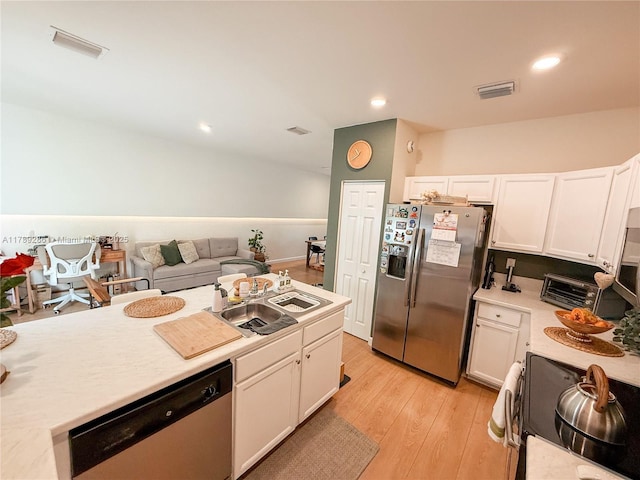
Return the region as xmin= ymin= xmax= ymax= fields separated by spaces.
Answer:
xmin=284 ymin=269 xmax=291 ymax=289
xmin=278 ymin=271 xmax=285 ymax=291
xmin=212 ymin=283 xmax=224 ymax=312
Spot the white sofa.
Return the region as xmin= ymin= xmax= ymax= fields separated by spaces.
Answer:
xmin=131 ymin=237 xmax=261 ymax=292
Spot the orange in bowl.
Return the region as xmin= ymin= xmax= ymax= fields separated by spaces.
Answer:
xmin=555 ymin=309 xmax=614 ymax=335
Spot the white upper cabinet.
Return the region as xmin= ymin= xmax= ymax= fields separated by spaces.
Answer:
xmin=490 ymin=175 xmax=555 ymax=253
xmin=403 ymin=175 xmax=496 ymax=203
xmin=544 ymin=167 xmax=613 ymax=263
xmin=403 ymin=176 xmax=449 ymax=202
xmin=597 ymin=160 xmax=637 ymax=273
xmin=447 ymin=175 xmax=496 ymax=203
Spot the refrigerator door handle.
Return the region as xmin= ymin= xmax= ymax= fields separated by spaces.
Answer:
xmin=410 ymin=228 xmax=425 ymax=307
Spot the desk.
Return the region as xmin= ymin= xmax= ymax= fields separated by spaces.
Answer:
xmin=305 ymin=240 xmax=326 ymax=267
xmin=26 ymin=249 xmax=128 ymax=312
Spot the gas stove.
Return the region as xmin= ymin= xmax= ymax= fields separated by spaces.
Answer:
xmin=519 ymin=353 xmax=640 ymax=480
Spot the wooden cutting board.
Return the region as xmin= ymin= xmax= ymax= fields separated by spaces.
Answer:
xmin=153 ymin=311 xmax=242 ymax=359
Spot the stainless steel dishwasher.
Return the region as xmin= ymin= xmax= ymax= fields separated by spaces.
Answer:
xmin=69 ymin=360 xmax=232 ymax=480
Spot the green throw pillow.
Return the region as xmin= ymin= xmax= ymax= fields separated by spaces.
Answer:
xmin=160 ymin=240 xmax=183 ymax=266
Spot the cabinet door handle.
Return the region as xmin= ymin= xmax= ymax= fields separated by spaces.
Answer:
xmin=296 ymin=359 xmax=301 ymax=364
xmin=491 ymin=240 xmax=496 ymax=245
xmin=588 ymin=253 xmax=595 ymax=258
xmin=306 ymin=353 xmax=311 ymax=359
xmin=495 ymin=314 xmax=501 ymax=318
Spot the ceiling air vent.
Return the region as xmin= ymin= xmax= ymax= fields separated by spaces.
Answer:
xmin=50 ymin=26 xmax=109 ymax=59
xmin=476 ymin=81 xmax=516 ymax=100
xmin=286 ymin=126 xmax=311 ymax=135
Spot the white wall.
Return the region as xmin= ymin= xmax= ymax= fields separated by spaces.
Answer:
xmin=416 ymin=107 xmax=640 ymax=175
xmin=0 ymin=103 xmax=329 ymax=261
xmin=390 ymin=119 xmax=419 ymax=203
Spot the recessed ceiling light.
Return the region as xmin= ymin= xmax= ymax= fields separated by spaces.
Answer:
xmin=199 ymin=122 xmax=212 ymax=133
xmin=532 ymin=55 xmax=562 ymax=71
xmin=370 ymin=98 xmax=387 ymax=107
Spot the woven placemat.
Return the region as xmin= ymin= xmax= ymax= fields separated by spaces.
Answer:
xmin=124 ymin=296 xmax=186 ymax=318
xmin=0 ymin=329 xmax=17 ymax=349
xmin=544 ymin=327 xmax=624 ymax=357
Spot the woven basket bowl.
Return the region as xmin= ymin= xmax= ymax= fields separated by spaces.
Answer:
xmin=555 ymin=310 xmax=614 ymax=335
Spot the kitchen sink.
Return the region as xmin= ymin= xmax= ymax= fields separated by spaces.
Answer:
xmin=219 ymin=303 xmax=285 ymax=335
xmin=213 ymin=289 xmax=332 ymax=337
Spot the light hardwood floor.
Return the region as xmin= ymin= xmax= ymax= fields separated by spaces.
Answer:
xmin=326 ymin=333 xmax=517 ymax=480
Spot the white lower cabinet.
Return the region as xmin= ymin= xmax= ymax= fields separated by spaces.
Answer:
xmin=467 ymin=302 xmax=530 ymax=389
xmin=233 ymin=310 xmax=344 ymax=478
xmin=299 ymin=328 xmax=343 ymax=422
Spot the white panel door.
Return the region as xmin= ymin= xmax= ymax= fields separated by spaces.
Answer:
xmin=335 ymin=181 xmax=385 ymax=340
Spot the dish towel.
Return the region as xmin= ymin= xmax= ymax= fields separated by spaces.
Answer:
xmin=488 ymin=361 xmax=522 ymax=446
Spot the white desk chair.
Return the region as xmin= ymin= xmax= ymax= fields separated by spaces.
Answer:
xmin=217 ymin=273 xmax=247 ymax=284
xmin=111 ymin=289 xmax=162 ymax=305
xmin=38 ymin=241 xmax=100 ymax=315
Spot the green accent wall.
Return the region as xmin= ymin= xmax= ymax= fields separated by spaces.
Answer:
xmin=324 ymin=119 xmax=397 ymax=290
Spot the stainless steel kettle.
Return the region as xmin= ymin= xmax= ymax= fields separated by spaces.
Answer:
xmin=555 ymin=364 xmax=627 ymax=446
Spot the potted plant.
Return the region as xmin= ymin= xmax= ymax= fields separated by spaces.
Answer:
xmin=1 ymin=276 xmax=26 ymax=328
xmin=248 ymin=229 xmax=266 ymax=262
xmin=613 ymin=307 xmax=640 ymax=355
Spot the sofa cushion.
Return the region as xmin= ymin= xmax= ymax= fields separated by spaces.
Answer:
xmin=190 ymin=238 xmax=211 ymax=259
xmin=160 ymin=240 xmax=183 ymax=266
xmin=209 ymin=237 xmax=238 ymax=258
xmin=178 ymin=241 xmax=199 ymax=264
xmin=153 ymin=259 xmax=221 ymax=280
xmin=141 ymin=244 xmax=165 ymax=269
xmin=135 ymin=240 xmax=170 ymax=258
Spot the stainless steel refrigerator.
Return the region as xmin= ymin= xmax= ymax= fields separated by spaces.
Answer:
xmin=372 ymin=204 xmax=489 ymax=385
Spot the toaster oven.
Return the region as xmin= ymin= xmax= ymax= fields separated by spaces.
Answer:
xmin=540 ymin=273 xmax=627 ymax=319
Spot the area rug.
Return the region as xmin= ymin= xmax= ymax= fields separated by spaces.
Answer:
xmin=244 ymin=407 xmax=379 ymax=480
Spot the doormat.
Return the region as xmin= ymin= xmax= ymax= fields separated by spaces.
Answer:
xmin=243 ymin=407 xmax=378 ymax=480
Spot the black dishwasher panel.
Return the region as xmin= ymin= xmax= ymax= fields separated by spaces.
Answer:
xmin=70 ymin=360 xmax=232 ymax=477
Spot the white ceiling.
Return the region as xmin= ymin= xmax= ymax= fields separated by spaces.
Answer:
xmin=2 ymin=1 xmax=639 ymax=175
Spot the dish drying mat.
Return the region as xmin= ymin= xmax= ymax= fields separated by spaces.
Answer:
xmin=0 ymin=329 xmax=17 ymax=349
xmin=238 ymin=315 xmax=297 ymax=335
xmin=124 ymin=296 xmax=186 ymax=318
xmin=544 ymin=327 xmax=624 ymax=357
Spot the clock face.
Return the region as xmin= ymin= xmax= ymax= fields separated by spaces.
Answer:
xmin=347 ymin=140 xmax=372 ymax=169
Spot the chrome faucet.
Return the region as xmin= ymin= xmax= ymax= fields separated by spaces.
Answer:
xmin=251 ymin=278 xmax=259 ymax=296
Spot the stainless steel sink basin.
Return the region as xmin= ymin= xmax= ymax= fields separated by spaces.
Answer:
xmin=218 ymin=303 xmax=287 ymax=337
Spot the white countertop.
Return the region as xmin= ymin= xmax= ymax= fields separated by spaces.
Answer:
xmin=0 ymin=275 xmax=350 ymax=480
xmin=473 ymin=274 xmax=639 ymax=480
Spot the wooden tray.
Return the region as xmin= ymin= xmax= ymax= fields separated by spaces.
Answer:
xmin=154 ymin=311 xmax=242 ymax=359
xmin=232 ymin=277 xmax=273 ymax=294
